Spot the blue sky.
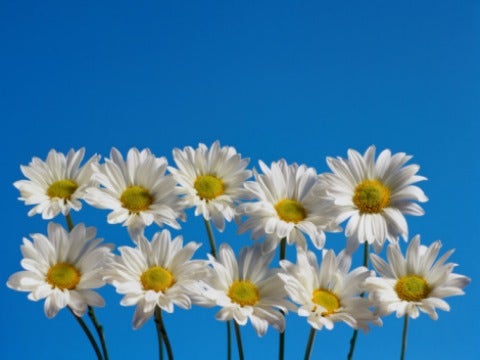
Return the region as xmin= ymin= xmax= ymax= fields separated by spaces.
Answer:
xmin=1 ymin=1 xmax=478 ymax=359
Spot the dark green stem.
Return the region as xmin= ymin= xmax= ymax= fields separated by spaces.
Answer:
xmin=203 ymin=218 xmax=217 ymax=258
xmin=279 ymin=237 xmax=287 ymax=360
xmin=304 ymin=327 xmax=317 ymax=360
xmin=234 ymin=322 xmax=245 ymax=360
xmin=69 ymin=307 xmax=103 ymax=360
xmin=65 ymin=212 xmax=74 ymax=231
xmin=227 ymin=321 xmax=232 ymax=360
xmin=400 ymin=315 xmax=409 ymax=360
xmin=88 ymin=306 xmax=109 ymax=360
xmin=154 ymin=307 xmax=174 ymax=360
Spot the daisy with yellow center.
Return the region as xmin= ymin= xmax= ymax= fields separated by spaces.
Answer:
xmin=198 ymin=243 xmax=293 ymax=337
xmin=105 ymin=230 xmax=208 ymax=329
xmin=168 ymin=141 xmax=251 ymax=232
xmin=7 ymin=222 xmax=112 ymax=318
xmin=84 ymin=147 xmax=185 ymax=233
xmin=14 ymin=148 xmax=100 ymax=219
xmin=320 ymin=145 xmax=428 ymax=253
xmin=238 ymin=159 xmax=339 ymax=254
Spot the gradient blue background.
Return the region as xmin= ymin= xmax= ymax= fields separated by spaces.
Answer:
xmin=1 ymin=1 xmax=478 ymax=359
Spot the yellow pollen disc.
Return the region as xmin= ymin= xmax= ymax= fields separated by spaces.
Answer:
xmin=352 ymin=179 xmax=391 ymax=214
xmin=275 ymin=199 xmax=307 ymax=223
xmin=395 ymin=275 xmax=430 ymax=302
xmin=47 ymin=179 xmax=79 ymax=200
xmin=120 ymin=185 xmax=153 ymax=212
xmin=228 ymin=280 xmax=260 ymax=306
xmin=312 ymin=289 xmax=340 ymax=316
xmin=141 ymin=266 xmax=174 ymax=292
xmin=194 ymin=175 xmax=225 ymax=200
xmin=46 ymin=262 xmax=81 ymax=290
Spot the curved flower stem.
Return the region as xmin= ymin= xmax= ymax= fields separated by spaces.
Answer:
xmin=233 ymin=321 xmax=245 ymax=360
xmin=154 ymin=307 xmax=174 ymax=360
xmin=65 ymin=212 xmax=75 ymax=231
xmin=279 ymin=237 xmax=287 ymax=360
xmin=69 ymin=307 xmax=104 ymax=360
xmin=88 ymin=306 xmax=109 ymax=360
xmin=304 ymin=327 xmax=317 ymax=360
xmin=400 ymin=315 xmax=409 ymax=360
xmin=347 ymin=242 xmax=370 ymax=360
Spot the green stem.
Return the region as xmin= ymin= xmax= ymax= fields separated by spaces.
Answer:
xmin=233 ymin=322 xmax=245 ymax=360
xmin=400 ymin=315 xmax=409 ymax=360
xmin=65 ymin=212 xmax=75 ymax=231
xmin=69 ymin=307 xmax=104 ymax=360
xmin=304 ymin=327 xmax=317 ymax=360
xmin=347 ymin=242 xmax=370 ymax=360
xmin=154 ymin=307 xmax=174 ymax=360
xmin=227 ymin=321 xmax=232 ymax=360
xmin=88 ymin=306 xmax=109 ymax=360
xmin=279 ymin=237 xmax=287 ymax=360
xmin=203 ymin=218 xmax=217 ymax=258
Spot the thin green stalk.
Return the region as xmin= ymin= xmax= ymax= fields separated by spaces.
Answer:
xmin=304 ymin=327 xmax=317 ymax=360
xmin=400 ymin=315 xmax=409 ymax=360
xmin=233 ymin=322 xmax=245 ymax=360
xmin=65 ymin=212 xmax=75 ymax=231
xmin=88 ymin=306 xmax=109 ymax=360
xmin=69 ymin=307 xmax=104 ymax=360
xmin=347 ymin=242 xmax=370 ymax=360
xmin=279 ymin=237 xmax=287 ymax=360
xmin=154 ymin=307 xmax=174 ymax=360
xmin=227 ymin=321 xmax=232 ymax=360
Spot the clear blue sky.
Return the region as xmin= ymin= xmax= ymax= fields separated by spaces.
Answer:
xmin=1 ymin=1 xmax=478 ymax=359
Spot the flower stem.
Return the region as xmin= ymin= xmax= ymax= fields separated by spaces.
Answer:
xmin=88 ymin=306 xmax=109 ymax=360
xmin=227 ymin=321 xmax=232 ymax=360
xmin=304 ymin=327 xmax=317 ymax=360
xmin=65 ymin=212 xmax=74 ymax=231
xmin=400 ymin=315 xmax=409 ymax=360
xmin=347 ymin=242 xmax=370 ymax=360
xmin=279 ymin=237 xmax=287 ymax=360
xmin=154 ymin=307 xmax=174 ymax=360
xmin=69 ymin=307 xmax=104 ymax=360
xmin=233 ymin=321 xmax=245 ymax=360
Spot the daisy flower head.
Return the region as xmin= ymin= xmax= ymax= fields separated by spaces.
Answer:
xmin=84 ymin=147 xmax=184 ymax=234
xmin=279 ymin=249 xmax=381 ymax=331
xmin=168 ymin=141 xmax=251 ymax=231
xmin=14 ymin=148 xmax=100 ymax=219
xmin=365 ymin=235 xmax=470 ymax=320
xmin=105 ymin=229 xmax=207 ymax=329
xmin=199 ymin=243 xmax=293 ymax=336
xmin=237 ymin=159 xmax=339 ymax=253
xmin=321 ymin=145 xmax=428 ymax=253
xmin=7 ymin=222 xmax=113 ymax=318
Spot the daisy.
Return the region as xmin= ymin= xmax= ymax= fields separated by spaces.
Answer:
xmin=199 ymin=243 xmax=293 ymax=336
xmin=237 ymin=159 xmax=339 ymax=253
xmin=14 ymin=148 xmax=100 ymax=219
xmin=320 ymin=145 xmax=428 ymax=252
xmin=365 ymin=235 xmax=470 ymax=320
xmin=7 ymin=222 xmax=113 ymax=318
xmin=168 ymin=141 xmax=251 ymax=231
xmin=84 ymin=147 xmax=184 ymax=233
xmin=279 ymin=248 xmax=381 ymax=331
xmin=105 ymin=229 xmax=207 ymax=329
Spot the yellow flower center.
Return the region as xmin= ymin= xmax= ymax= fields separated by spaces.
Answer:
xmin=395 ymin=275 xmax=430 ymax=302
xmin=47 ymin=179 xmax=79 ymax=200
xmin=140 ymin=266 xmax=174 ymax=292
xmin=46 ymin=262 xmax=81 ymax=290
xmin=312 ymin=289 xmax=340 ymax=316
xmin=275 ymin=199 xmax=307 ymax=223
xmin=194 ymin=175 xmax=225 ymax=200
xmin=228 ymin=280 xmax=260 ymax=306
xmin=352 ymin=179 xmax=391 ymax=214
xmin=120 ymin=185 xmax=153 ymax=212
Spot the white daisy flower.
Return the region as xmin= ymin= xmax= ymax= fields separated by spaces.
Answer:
xmin=7 ymin=222 xmax=113 ymax=318
xmin=84 ymin=147 xmax=184 ymax=233
xmin=237 ymin=159 xmax=339 ymax=253
xmin=14 ymin=148 xmax=100 ymax=219
xmin=105 ymin=229 xmax=207 ymax=329
xmin=199 ymin=243 xmax=293 ymax=336
xmin=320 ymin=145 xmax=428 ymax=252
xmin=365 ymin=235 xmax=470 ymax=320
xmin=168 ymin=141 xmax=251 ymax=231
xmin=279 ymin=249 xmax=381 ymax=331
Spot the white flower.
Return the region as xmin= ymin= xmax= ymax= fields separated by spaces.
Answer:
xmin=105 ymin=229 xmax=207 ymax=329
xmin=320 ymin=145 xmax=428 ymax=252
xmin=279 ymin=249 xmax=381 ymax=331
xmin=14 ymin=148 xmax=100 ymax=219
xmin=237 ymin=159 xmax=339 ymax=253
xmin=365 ymin=235 xmax=470 ymax=320
xmin=199 ymin=243 xmax=293 ymax=336
xmin=7 ymin=222 xmax=112 ymax=318
xmin=84 ymin=147 xmax=184 ymax=233
xmin=168 ymin=141 xmax=251 ymax=231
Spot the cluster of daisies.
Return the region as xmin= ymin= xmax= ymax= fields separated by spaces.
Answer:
xmin=8 ymin=142 xmax=470 ymax=354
